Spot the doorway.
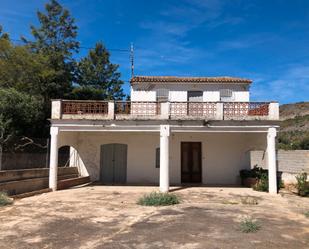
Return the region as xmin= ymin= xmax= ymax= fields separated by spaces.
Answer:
xmin=100 ymin=143 xmax=127 ymax=184
xmin=181 ymin=142 xmax=202 ymax=183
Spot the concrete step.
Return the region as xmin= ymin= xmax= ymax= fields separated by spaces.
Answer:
xmin=0 ymin=167 xmax=79 ymax=183
xmin=0 ymin=173 xmax=82 ymax=196
xmin=58 ymin=176 xmax=91 ymax=190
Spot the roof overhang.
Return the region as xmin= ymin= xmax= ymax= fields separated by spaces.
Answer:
xmin=130 ymin=76 xmax=252 ymax=85
xmin=50 ymin=119 xmax=280 ymax=133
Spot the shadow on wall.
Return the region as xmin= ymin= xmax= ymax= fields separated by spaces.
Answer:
xmin=57 ymin=145 xmax=89 ymax=177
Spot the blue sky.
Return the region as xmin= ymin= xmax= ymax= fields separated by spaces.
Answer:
xmin=0 ymin=0 xmax=309 ymax=104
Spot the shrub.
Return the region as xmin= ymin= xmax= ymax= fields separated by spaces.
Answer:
xmin=253 ymin=173 xmax=269 ymax=192
xmin=137 ymin=192 xmax=180 ymax=206
xmin=239 ymin=217 xmax=261 ymax=233
xmin=304 ymin=211 xmax=309 ymax=218
xmin=240 ymin=196 xmax=259 ymax=205
xmin=0 ymin=192 xmax=13 ymax=206
xmin=240 ymin=166 xmax=267 ymax=181
xmin=295 ymin=172 xmax=309 ymax=197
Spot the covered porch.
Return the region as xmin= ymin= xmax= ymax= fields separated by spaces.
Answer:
xmin=48 ymin=120 xmax=279 ymax=194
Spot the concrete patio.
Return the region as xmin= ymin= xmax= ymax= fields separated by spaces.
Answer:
xmin=0 ymin=186 xmax=308 ymax=249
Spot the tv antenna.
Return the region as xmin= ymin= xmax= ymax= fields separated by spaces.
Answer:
xmin=130 ymin=43 xmax=134 ymax=78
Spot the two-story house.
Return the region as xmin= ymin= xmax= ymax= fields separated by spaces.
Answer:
xmin=49 ymin=76 xmax=280 ymax=193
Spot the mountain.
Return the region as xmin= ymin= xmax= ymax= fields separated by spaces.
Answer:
xmin=278 ymin=102 xmax=309 ymax=150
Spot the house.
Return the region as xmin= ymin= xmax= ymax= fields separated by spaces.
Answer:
xmin=49 ymin=76 xmax=280 ymax=193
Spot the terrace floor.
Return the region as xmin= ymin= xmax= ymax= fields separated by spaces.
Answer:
xmin=0 ymin=186 xmax=309 ymax=249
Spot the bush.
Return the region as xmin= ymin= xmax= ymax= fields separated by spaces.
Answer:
xmin=240 ymin=196 xmax=259 ymax=205
xmin=240 ymin=166 xmax=267 ymax=181
xmin=295 ymin=172 xmax=309 ymax=197
xmin=0 ymin=192 xmax=13 ymax=206
xmin=304 ymin=211 xmax=309 ymax=218
xmin=137 ymin=192 xmax=180 ymax=206
xmin=253 ymin=173 xmax=268 ymax=192
xmin=240 ymin=217 xmax=261 ymax=233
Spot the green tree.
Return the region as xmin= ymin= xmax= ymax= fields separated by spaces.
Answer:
xmin=0 ymin=88 xmax=43 ymax=169
xmin=76 ymin=42 xmax=125 ymax=100
xmin=0 ymin=37 xmax=57 ymax=98
xmin=24 ymin=0 xmax=79 ymax=98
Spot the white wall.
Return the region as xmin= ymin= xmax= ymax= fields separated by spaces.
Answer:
xmin=131 ymin=83 xmax=250 ymax=102
xmin=58 ymin=131 xmax=266 ymax=185
xmin=131 ymin=88 xmax=156 ymax=101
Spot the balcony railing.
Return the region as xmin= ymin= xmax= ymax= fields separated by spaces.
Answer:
xmin=223 ymin=102 xmax=269 ymax=118
xmin=115 ymin=101 xmax=161 ymax=115
xmin=170 ymin=102 xmax=217 ymax=118
xmin=51 ymin=100 xmax=279 ymax=120
xmin=62 ymin=100 xmax=108 ymax=115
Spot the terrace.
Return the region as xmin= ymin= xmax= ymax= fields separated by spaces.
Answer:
xmin=51 ymin=100 xmax=279 ymax=121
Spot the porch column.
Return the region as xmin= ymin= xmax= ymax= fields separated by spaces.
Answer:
xmin=267 ymin=127 xmax=277 ymax=194
xmin=49 ymin=127 xmax=59 ymax=191
xmin=160 ymin=125 xmax=170 ymax=192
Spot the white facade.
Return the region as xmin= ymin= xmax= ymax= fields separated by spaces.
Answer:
xmin=49 ymin=76 xmax=279 ymax=194
xmin=131 ymin=83 xmax=250 ymax=102
xmin=56 ymin=131 xmax=266 ymax=185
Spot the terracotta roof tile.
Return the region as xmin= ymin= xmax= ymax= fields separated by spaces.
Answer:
xmin=130 ymin=76 xmax=252 ymax=84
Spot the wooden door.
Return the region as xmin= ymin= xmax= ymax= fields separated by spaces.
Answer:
xmin=100 ymin=144 xmax=127 ymax=184
xmin=181 ymin=142 xmax=202 ymax=183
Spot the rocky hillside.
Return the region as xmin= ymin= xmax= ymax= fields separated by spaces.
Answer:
xmin=280 ymin=102 xmax=309 ymax=121
xmin=278 ymin=102 xmax=309 ymax=149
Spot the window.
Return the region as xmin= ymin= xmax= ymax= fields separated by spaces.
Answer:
xmin=188 ymin=91 xmax=203 ymax=102
xmin=220 ymin=89 xmax=233 ymax=101
xmin=156 ymin=88 xmax=169 ymax=102
xmin=155 ymin=148 xmax=160 ymax=168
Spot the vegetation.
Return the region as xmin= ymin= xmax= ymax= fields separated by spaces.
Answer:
xmin=240 ymin=166 xmax=283 ymax=193
xmin=304 ymin=211 xmax=309 ymax=218
xmin=240 ymin=166 xmax=267 ymax=180
xmin=239 ymin=217 xmax=261 ymax=233
xmin=240 ymin=196 xmax=259 ymax=205
xmin=253 ymin=173 xmax=269 ymax=192
xmin=278 ymin=103 xmax=309 ymax=150
xmin=137 ymin=192 xmax=180 ymax=206
xmin=295 ymin=172 xmax=309 ymax=197
xmin=0 ymin=0 xmax=125 ymax=151
xmin=0 ymin=192 xmax=13 ymax=206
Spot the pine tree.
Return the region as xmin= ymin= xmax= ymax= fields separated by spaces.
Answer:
xmin=76 ymin=42 xmax=125 ymax=100
xmin=24 ymin=0 xmax=79 ymax=99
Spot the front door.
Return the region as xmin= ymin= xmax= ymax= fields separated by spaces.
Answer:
xmin=100 ymin=143 xmax=127 ymax=184
xmin=181 ymin=142 xmax=202 ymax=183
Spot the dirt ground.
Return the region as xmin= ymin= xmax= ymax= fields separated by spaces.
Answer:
xmin=0 ymin=186 xmax=308 ymax=249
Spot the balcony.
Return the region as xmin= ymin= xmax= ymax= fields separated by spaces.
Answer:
xmin=51 ymin=100 xmax=279 ymax=121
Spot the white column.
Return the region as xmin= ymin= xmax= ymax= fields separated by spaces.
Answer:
xmin=267 ymin=127 xmax=277 ymax=194
xmin=108 ymin=101 xmax=115 ymax=119
xmin=49 ymin=127 xmax=59 ymax=191
xmin=160 ymin=125 xmax=170 ymax=192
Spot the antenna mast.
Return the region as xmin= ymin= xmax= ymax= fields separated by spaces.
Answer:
xmin=130 ymin=43 xmax=134 ymax=78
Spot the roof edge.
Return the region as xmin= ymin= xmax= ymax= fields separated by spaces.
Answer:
xmin=130 ymin=76 xmax=252 ymax=84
